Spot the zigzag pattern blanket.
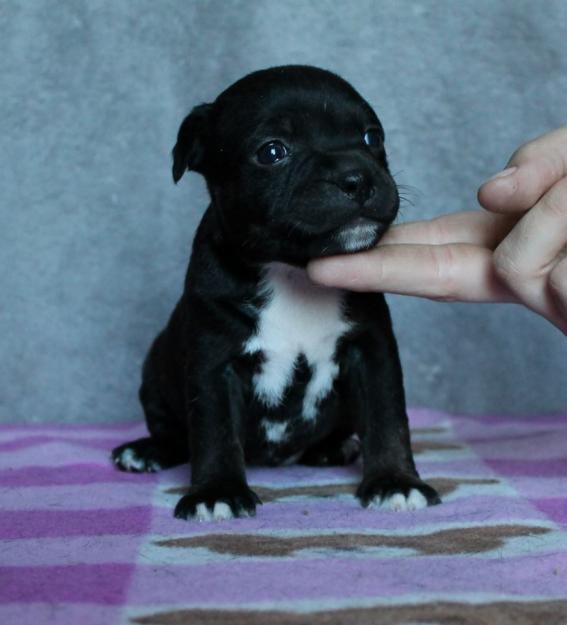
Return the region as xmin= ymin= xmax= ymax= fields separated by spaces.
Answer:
xmin=2 ymin=409 xmax=567 ymax=624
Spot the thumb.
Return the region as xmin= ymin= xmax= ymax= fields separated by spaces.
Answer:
xmin=477 ymin=125 xmax=567 ymax=213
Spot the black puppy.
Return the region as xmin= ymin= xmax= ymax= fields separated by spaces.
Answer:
xmin=112 ymin=65 xmax=440 ymax=521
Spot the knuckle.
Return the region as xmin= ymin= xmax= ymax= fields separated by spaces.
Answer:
xmin=493 ymin=246 xmax=524 ymax=284
xmin=510 ymin=131 xmax=567 ymax=179
xmin=429 ymin=216 xmax=450 ymax=245
xmin=510 ymin=142 xmax=538 ymax=165
xmin=430 ymin=245 xmax=459 ymax=301
xmin=540 ymin=184 xmax=567 ymax=219
xmin=549 ymin=257 xmax=567 ymax=297
xmin=368 ymin=251 xmax=386 ymax=285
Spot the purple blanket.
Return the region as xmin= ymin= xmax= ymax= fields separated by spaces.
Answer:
xmin=2 ymin=409 xmax=567 ymax=624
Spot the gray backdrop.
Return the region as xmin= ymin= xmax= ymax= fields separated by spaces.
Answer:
xmin=2 ymin=0 xmax=566 ymax=424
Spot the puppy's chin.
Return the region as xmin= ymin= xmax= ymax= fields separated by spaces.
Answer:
xmin=237 ymin=217 xmax=390 ymax=267
xmin=312 ymin=217 xmax=389 ymax=258
xmin=334 ymin=217 xmax=385 ymax=252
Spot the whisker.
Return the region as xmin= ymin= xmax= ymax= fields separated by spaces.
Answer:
xmin=398 ymin=194 xmax=415 ymax=207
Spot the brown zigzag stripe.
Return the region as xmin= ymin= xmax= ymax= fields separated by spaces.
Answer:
xmin=165 ymin=477 xmax=498 ymax=501
xmin=155 ymin=524 xmax=549 ymax=557
xmin=131 ymin=599 xmax=567 ymax=625
xmin=411 ymin=440 xmax=462 ymax=454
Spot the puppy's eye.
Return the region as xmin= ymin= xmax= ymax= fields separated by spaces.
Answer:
xmin=256 ymin=141 xmax=289 ymax=165
xmin=363 ymin=129 xmax=382 ymax=148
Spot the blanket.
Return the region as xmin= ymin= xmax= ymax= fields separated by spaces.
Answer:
xmin=2 ymin=409 xmax=567 ymax=624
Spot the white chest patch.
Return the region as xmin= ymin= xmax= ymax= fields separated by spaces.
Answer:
xmin=243 ymin=262 xmax=352 ymax=420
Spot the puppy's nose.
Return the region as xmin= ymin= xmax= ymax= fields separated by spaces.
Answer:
xmin=338 ymin=170 xmax=374 ymax=204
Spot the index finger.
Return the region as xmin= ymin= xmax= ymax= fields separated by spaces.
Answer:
xmin=307 ymin=243 xmax=515 ymax=303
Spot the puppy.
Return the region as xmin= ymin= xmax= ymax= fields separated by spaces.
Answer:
xmin=112 ymin=65 xmax=441 ymax=521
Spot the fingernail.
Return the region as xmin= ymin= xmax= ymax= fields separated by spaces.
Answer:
xmin=487 ymin=166 xmax=517 ymax=181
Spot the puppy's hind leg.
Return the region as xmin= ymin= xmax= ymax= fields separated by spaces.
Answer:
xmin=112 ymin=365 xmax=188 ymax=473
xmin=299 ymin=429 xmax=360 ymax=467
xmin=112 ymin=436 xmax=188 ymax=473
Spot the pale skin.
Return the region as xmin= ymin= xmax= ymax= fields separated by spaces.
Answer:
xmin=308 ymin=125 xmax=567 ymax=335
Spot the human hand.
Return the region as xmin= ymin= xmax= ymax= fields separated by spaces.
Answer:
xmin=477 ymin=125 xmax=567 ymax=332
xmin=307 ymin=125 xmax=567 ymax=334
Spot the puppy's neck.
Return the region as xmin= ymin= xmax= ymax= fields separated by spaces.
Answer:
xmin=260 ymin=262 xmax=338 ymax=297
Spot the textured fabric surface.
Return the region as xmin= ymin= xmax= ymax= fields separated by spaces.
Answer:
xmin=2 ymin=1 xmax=567 ymax=424
xmin=2 ymin=409 xmax=567 ymax=624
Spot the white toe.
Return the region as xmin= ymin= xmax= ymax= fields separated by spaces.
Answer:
xmin=384 ymin=492 xmax=408 ymax=511
xmin=406 ymin=488 xmax=428 ymax=510
xmin=369 ymin=489 xmax=428 ymax=512
xmin=118 ymin=448 xmax=145 ymax=471
xmin=195 ymin=503 xmax=213 ymax=522
xmin=146 ymin=460 xmax=162 ymax=472
xmin=213 ymin=502 xmax=234 ymax=520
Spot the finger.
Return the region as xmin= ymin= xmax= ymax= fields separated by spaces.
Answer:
xmin=492 ymin=176 xmax=567 ymax=322
xmin=307 ymin=243 xmax=516 ymax=303
xmin=548 ymin=255 xmax=567 ymax=334
xmin=383 ymin=211 xmax=518 ymax=249
xmin=478 ymin=125 xmax=567 ymax=214
xmin=493 ymin=175 xmax=567 ymax=282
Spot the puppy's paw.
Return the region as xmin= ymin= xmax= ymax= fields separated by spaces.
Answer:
xmin=111 ymin=439 xmax=163 ymax=473
xmin=356 ymin=472 xmax=441 ymax=511
xmin=111 ymin=436 xmax=188 ymax=473
xmin=300 ymin=435 xmax=361 ymax=467
xmin=174 ymin=482 xmax=262 ymax=522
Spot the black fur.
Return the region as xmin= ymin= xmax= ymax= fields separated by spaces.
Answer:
xmin=111 ymin=66 xmax=440 ymax=519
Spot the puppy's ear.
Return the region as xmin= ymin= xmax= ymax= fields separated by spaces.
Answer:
xmin=171 ymin=103 xmax=213 ymax=183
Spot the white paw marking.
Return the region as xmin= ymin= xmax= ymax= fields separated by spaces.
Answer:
xmin=114 ymin=447 xmax=162 ymax=472
xmin=406 ymin=489 xmax=428 ymax=510
xmin=371 ymin=489 xmax=428 ymax=512
xmin=194 ymin=501 xmax=235 ymax=522
xmin=115 ymin=448 xmax=146 ymax=471
xmin=195 ymin=503 xmax=213 ymax=522
xmin=243 ymin=263 xmax=350 ymax=417
xmin=147 ymin=460 xmax=162 ymax=472
xmin=212 ymin=502 xmax=234 ymax=520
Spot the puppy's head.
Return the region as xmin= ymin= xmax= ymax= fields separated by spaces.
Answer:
xmin=173 ymin=65 xmax=399 ymax=265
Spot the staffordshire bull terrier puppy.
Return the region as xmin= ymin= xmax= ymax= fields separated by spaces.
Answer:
xmin=111 ymin=65 xmax=441 ymax=521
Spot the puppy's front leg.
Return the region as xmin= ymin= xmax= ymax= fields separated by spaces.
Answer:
xmin=174 ymin=363 xmax=261 ymax=521
xmin=342 ymin=328 xmax=441 ymax=511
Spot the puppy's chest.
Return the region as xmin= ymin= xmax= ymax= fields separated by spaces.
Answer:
xmin=243 ymin=263 xmax=351 ymax=428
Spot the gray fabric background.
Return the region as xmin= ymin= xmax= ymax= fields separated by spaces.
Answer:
xmin=2 ymin=0 xmax=566 ymax=424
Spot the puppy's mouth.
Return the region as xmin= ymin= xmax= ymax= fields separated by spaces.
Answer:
xmin=332 ymin=216 xmax=388 ymax=253
xmin=263 ymin=213 xmax=395 ymax=265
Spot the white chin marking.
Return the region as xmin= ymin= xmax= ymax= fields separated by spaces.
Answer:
xmin=370 ymin=489 xmax=428 ymax=511
xmin=336 ymin=221 xmax=378 ymax=252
